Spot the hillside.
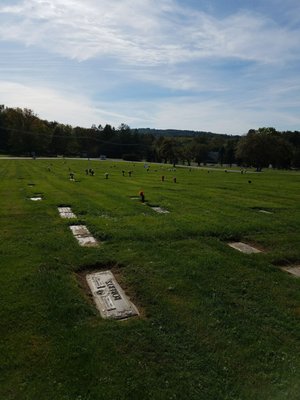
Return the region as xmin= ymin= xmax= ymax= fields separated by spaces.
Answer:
xmin=137 ymin=128 xmax=238 ymax=138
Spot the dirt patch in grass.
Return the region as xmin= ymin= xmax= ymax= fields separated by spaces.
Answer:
xmin=272 ymin=258 xmax=300 ymax=267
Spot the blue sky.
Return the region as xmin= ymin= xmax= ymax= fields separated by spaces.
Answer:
xmin=0 ymin=0 xmax=300 ymax=134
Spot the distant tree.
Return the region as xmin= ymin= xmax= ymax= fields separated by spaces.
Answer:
xmin=223 ymin=140 xmax=238 ymax=166
xmin=141 ymin=133 xmax=156 ymax=161
xmin=292 ymin=149 xmax=300 ymax=168
xmin=236 ymin=128 xmax=277 ymax=171
xmin=5 ymin=107 xmax=27 ymax=154
xmin=193 ymin=143 xmax=209 ymax=166
xmin=282 ymin=131 xmax=300 ymax=168
xmin=29 ymin=118 xmax=53 ymax=154
xmin=0 ymin=105 xmax=9 ymax=152
xmin=180 ymin=141 xmax=195 ymax=165
xmin=50 ymin=123 xmax=73 ymax=155
xmin=156 ymin=137 xmax=180 ymax=166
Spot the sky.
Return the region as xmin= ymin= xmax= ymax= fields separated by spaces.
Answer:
xmin=0 ymin=0 xmax=300 ymax=135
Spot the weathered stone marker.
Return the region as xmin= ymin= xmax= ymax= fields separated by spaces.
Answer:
xmin=30 ymin=196 xmax=42 ymax=201
xmin=86 ymin=271 xmax=139 ymax=320
xmin=281 ymin=266 xmax=300 ymax=278
xmin=228 ymin=242 xmax=261 ymax=254
xmin=151 ymin=206 xmax=169 ymax=214
xmin=58 ymin=207 xmax=77 ymax=219
xmin=70 ymin=225 xmax=98 ymax=247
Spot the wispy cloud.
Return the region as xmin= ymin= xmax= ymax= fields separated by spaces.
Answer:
xmin=1 ymin=0 xmax=299 ymax=65
xmin=0 ymin=1 xmax=300 ymax=133
xmin=1 ymin=78 xmax=300 ymax=134
xmin=0 ymin=80 xmax=141 ymax=126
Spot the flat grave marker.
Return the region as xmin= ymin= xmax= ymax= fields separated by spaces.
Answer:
xmin=58 ymin=207 xmax=77 ymax=219
xmin=228 ymin=242 xmax=262 ymax=254
xmin=70 ymin=225 xmax=98 ymax=247
xmin=86 ymin=270 xmax=139 ymax=320
xmin=30 ymin=196 xmax=42 ymax=201
xmin=281 ymin=266 xmax=300 ymax=278
xmin=150 ymin=206 xmax=169 ymax=214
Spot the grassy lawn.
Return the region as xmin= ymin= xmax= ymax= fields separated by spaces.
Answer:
xmin=1 ymin=158 xmax=300 ymax=400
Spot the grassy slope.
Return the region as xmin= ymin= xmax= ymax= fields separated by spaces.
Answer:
xmin=0 ymin=159 xmax=300 ymax=400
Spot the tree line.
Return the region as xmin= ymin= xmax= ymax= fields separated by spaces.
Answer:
xmin=0 ymin=105 xmax=300 ymax=169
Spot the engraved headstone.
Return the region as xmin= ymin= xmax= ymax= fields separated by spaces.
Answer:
xmin=228 ymin=242 xmax=261 ymax=254
xmin=282 ymin=266 xmax=300 ymax=277
xmin=58 ymin=207 xmax=77 ymax=219
xmin=86 ymin=271 xmax=139 ymax=320
xmin=70 ymin=225 xmax=98 ymax=247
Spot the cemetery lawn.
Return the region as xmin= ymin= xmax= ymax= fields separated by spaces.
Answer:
xmin=1 ymin=158 xmax=300 ymax=400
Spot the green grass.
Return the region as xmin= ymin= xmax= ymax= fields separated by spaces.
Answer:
xmin=1 ymin=159 xmax=300 ymax=400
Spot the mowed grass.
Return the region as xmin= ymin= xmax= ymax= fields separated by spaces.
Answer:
xmin=1 ymin=159 xmax=300 ymax=400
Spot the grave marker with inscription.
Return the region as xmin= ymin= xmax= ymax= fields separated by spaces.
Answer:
xmin=70 ymin=225 xmax=98 ymax=247
xmin=86 ymin=271 xmax=139 ymax=320
xmin=58 ymin=207 xmax=77 ymax=219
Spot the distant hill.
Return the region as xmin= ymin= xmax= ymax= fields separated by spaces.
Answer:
xmin=136 ymin=128 xmax=236 ymax=138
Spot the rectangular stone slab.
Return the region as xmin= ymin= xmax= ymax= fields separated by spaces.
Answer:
xmin=282 ymin=266 xmax=300 ymax=277
xmin=151 ymin=206 xmax=169 ymax=214
xmin=228 ymin=242 xmax=261 ymax=254
xmin=70 ymin=225 xmax=98 ymax=247
xmin=30 ymin=197 xmax=42 ymax=201
xmin=86 ymin=271 xmax=139 ymax=320
xmin=76 ymin=235 xmax=98 ymax=247
xmin=58 ymin=207 xmax=77 ymax=218
xmin=70 ymin=225 xmax=90 ymax=237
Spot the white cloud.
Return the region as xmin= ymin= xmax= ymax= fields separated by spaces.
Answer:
xmin=0 ymin=80 xmax=141 ymax=127
xmin=1 ymin=1 xmax=300 ymax=134
xmin=151 ymin=95 xmax=300 ymax=134
xmin=1 ymin=79 xmax=300 ymax=134
xmin=0 ymin=0 xmax=299 ymax=66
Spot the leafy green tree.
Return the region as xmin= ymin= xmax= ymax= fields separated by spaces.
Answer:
xmin=180 ymin=141 xmax=194 ymax=166
xmin=270 ymin=137 xmax=293 ymax=168
xmin=29 ymin=118 xmax=53 ymax=154
xmin=50 ymin=123 xmax=72 ymax=155
xmin=0 ymin=105 xmax=9 ymax=152
xmin=223 ymin=140 xmax=238 ymax=166
xmin=156 ymin=137 xmax=180 ymax=166
xmin=193 ymin=143 xmax=209 ymax=166
xmin=236 ymin=127 xmax=284 ymax=171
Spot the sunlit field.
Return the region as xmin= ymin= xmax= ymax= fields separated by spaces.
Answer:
xmin=1 ymin=158 xmax=300 ymax=400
